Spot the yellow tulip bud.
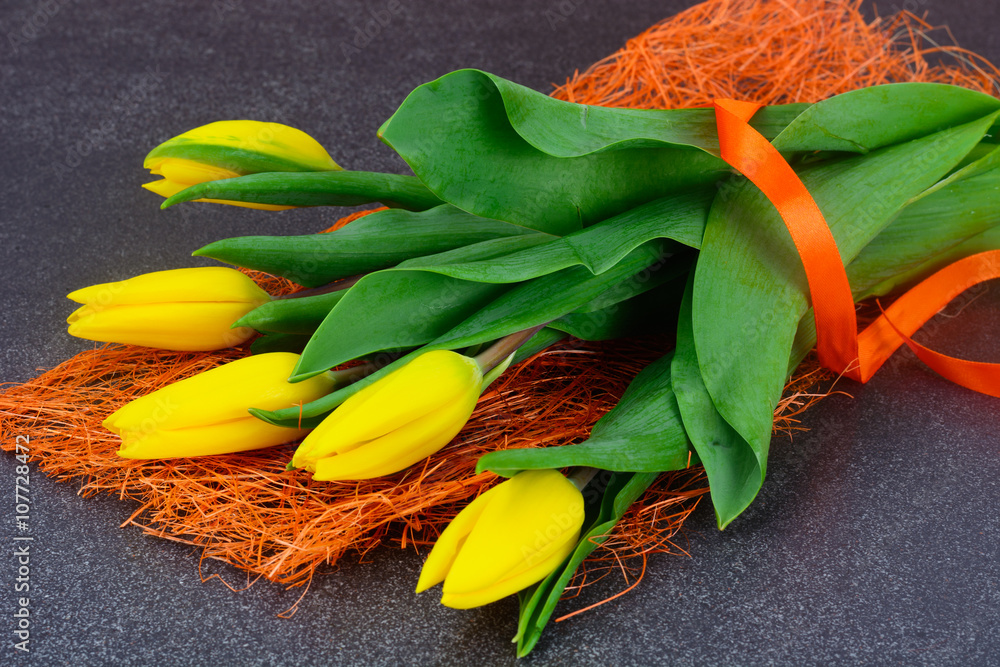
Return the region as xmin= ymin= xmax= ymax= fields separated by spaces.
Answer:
xmin=290 ymin=350 xmax=484 ymax=481
xmin=106 ymin=352 xmax=335 ymax=459
xmin=416 ymin=469 xmax=585 ymax=609
xmin=142 ymin=120 xmax=341 ymax=210
xmin=67 ymin=267 xmax=269 ymax=351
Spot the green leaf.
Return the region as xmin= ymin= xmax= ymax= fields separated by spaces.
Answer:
xmin=790 ymin=160 xmax=1000 ymax=366
xmin=773 ymin=83 xmax=1000 ymax=153
xmin=282 ymin=186 xmax=707 ymax=379
xmin=847 ymin=146 xmax=1000 ymax=297
xmin=478 ymin=352 xmax=692 ymax=477
xmin=378 ymin=69 xmax=806 ymax=234
xmin=551 ymin=273 xmax=685 ymax=341
xmin=237 ymin=290 xmax=346 ymax=335
xmin=249 ymin=332 xmax=311 ymax=355
xmin=691 ymin=109 xmax=999 ymax=527
xmin=286 ymin=233 xmax=560 ymax=380
xmin=671 ymin=276 xmax=761 ymax=527
xmin=292 ymin=271 xmax=508 ymax=380
xmin=161 ymin=170 xmax=444 ymax=211
xmin=396 ymin=189 xmax=711 ymax=283
xmin=291 ymin=236 xmax=677 ymax=381
xmin=395 ymin=234 xmax=555 ymax=272
xmin=194 ymin=204 xmax=537 ymax=287
xmin=677 ymin=147 xmax=1000 ymax=528
xmin=260 ymin=241 xmax=678 ymax=423
xmin=426 ymin=241 xmax=677 ymax=353
xmin=481 ymin=74 xmax=804 ymax=158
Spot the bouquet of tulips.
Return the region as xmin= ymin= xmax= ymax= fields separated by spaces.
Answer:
xmin=67 ymin=69 xmax=1000 ymax=655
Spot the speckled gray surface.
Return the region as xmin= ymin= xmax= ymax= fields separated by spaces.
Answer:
xmin=2 ymin=0 xmax=999 ymax=664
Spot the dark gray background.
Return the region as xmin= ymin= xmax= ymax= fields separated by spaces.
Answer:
xmin=2 ymin=0 xmax=999 ymax=664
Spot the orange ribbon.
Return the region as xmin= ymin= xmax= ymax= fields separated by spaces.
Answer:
xmin=714 ymin=98 xmax=1000 ymax=397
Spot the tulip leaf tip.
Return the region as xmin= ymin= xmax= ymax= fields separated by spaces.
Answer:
xmin=161 ymin=188 xmax=198 ymax=210
xmin=288 ymin=368 xmax=327 ymax=383
xmin=231 ymin=314 xmax=252 ymax=330
xmin=247 ymin=406 xmax=280 ymax=425
xmin=473 ymin=454 xmax=516 ymax=477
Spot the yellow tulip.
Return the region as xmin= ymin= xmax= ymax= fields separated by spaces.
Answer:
xmin=290 ymin=350 xmax=484 ymax=481
xmin=416 ymin=469 xmax=585 ymax=609
xmin=67 ymin=266 xmax=269 ymax=351
xmin=106 ymin=352 xmax=335 ymax=459
xmin=142 ymin=120 xmax=341 ymax=210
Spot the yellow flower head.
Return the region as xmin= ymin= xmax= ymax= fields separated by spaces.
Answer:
xmin=106 ymin=352 xmax=334 ymax=459
xmin=142 ymin=120 xmax=341 ymax=210
xmin=290 ymin=350 xmax=484 ymax=481
xmin=67 ymin=266 xmax=269 ymax=351
xmin=416 ymin=469 xmax=585 ymax=609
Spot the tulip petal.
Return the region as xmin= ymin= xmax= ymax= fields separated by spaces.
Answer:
xmin=142 ymin=179 xmax=189 ymax=198
xmin=67 ymin=280 xmax=125 ymax=306
xmin=69 ymin=302 xmax=259 ymax=351
xmin=331 ymin=351 xmax=480 ymax=434
xmin=116 ymin=416 xmax=309 ymax=459
xmin=67 ymin=267 xmax=269 ymax=308
xmin=66 ymin=267 xmax=272 ymax=351
xmin=416 ymin=483 xmax=506 ymax=594
xmin=156 ymin=158 xmax=240 ymax=185
xmin=144 ymin=120 xmax=341 ymax=174
xmin=442 ymin=470 xmax=584 ymax=598
xmin=66 ymin=303 xmax=96 ymax=324
xmin=292 ymin=351 xmax=481 ymax=465
xmin=439 ymin=534 xmax=577 ymax=609
xmin=309 ymin=390 xmax=478 ymax=480
xmin=105 ymin=353 xmax=334 ymax=433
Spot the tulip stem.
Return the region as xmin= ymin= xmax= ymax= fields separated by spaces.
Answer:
xmin=473 ymin=325 xmax=547 ymax=373
xmin=567 ymin=467 xmax=599 ymax=492
xmin=274 ymin=274 xmax=364 ymax=300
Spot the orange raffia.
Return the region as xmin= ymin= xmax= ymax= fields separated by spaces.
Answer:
xmin=551 ymin=0 xmax=1000 ymax=108
xmin=2 ymin=0 xmax=999 ymax=616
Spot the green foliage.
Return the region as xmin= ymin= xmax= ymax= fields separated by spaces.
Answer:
xmin=164 ymin=69 xmax=1000 ymax=656
xmin=237 ymin=291 xmax=346 ymax=335
xmin=163 ymin=170 xmax=444 ymax=211
xmin=479 ymin=352 xmax=693 ymax=476
xmin=379 ymin=69 xmax=805 ymax=234
xmin=195 ymin=205 xmax=537 ymax=287
xmin=690 ymin=108 xmax=998 ymax=526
